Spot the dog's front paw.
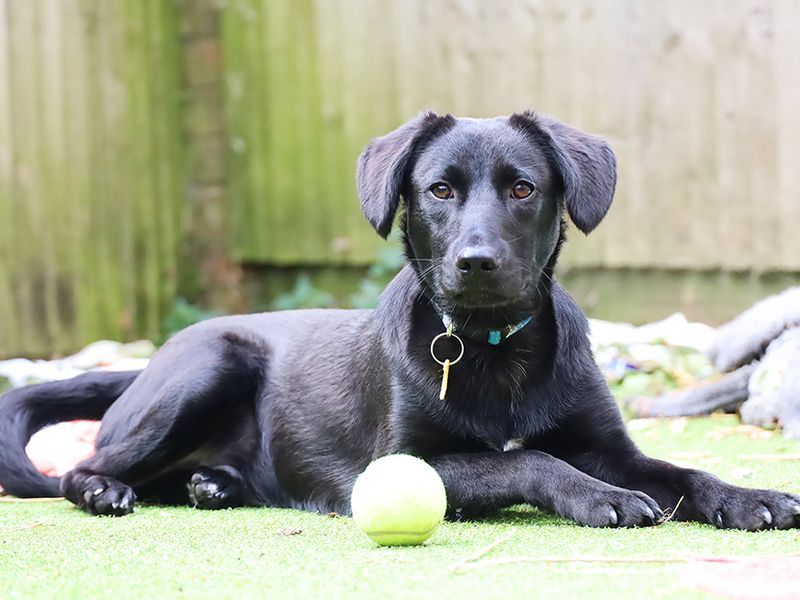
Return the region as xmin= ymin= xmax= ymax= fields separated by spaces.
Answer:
xmin=188 ymin=466 xmax=242 ymax=509
xmin=558 ymin=486 xmax=662 ymax=528
xmin=79 ymin=475 xmax=136 ymax=516
xmin=707 ymin=486 xmax=800 ymax=531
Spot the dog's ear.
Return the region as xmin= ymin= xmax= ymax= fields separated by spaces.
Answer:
xmin=356 ymin=112 xmax=454 ymax=238
xmin=509 ymin=111 xmax=617 ymax=235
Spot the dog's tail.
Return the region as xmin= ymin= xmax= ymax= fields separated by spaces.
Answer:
xmin=0 ymin=370 xmax=140 ymax=497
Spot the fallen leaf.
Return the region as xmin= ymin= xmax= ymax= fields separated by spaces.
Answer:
xmin=276 ymin=527 xmax=303 ymax=536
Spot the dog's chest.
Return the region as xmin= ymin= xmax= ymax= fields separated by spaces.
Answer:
xmin=502 ymin=437 xmax=525 ymax=451
xmin=406 ymin=382 xmax=557 ymax=455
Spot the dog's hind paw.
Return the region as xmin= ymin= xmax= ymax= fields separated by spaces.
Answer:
xmin=79 ymin=475 xmax=136 ymax=516
xmin=188 ymin=466 xmax=242 ymax=510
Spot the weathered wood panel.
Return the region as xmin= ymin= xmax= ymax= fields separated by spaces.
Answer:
xmin=0 ymin=0 xmax=184 ymax=357
xmin=224 ymin=0 xmax=800 ymax=271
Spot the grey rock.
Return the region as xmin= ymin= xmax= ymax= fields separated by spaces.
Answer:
xmin=741 ymin=328 xmax=800 ymax=439
xmin=708 ymin=287 xmax=800 ymax=373
xmin=626 ymin=363 xmax=755 ymax=418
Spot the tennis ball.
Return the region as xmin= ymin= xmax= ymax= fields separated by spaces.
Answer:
xmin=351 ymin=454 xmax=447 ymax=546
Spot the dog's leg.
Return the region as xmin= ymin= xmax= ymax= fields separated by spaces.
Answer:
xmin=430 ymin=450 xmax=661 ymax=527
xmin=545 ymin=392 xmax=800 ymax=530
xmin=60 ymin=329 xmax=265 ymax=516
xmin=583 ymin=449 xmax=800 ymax=530
xmin=556 ymin=413 xmax=800 ymax=530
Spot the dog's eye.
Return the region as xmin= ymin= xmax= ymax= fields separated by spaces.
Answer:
xmin=429 ymin=182 xmax=453 ymax=200
xmin=511 ymin=181 xmax=535 ymax=200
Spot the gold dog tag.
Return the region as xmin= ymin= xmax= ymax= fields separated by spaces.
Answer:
xmin=439 ymin=359 xmax=451 ymax=400
xmin=431 ymin=321 xmax=464 ymax=402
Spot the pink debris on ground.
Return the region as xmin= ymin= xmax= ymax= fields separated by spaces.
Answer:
xmin=25 ymin=420 xmax=100 ymax=477
xmin=0 ymin=339 xmax=155 ymax=492
xmin=683 ymin=556 xmax=800 ymax=599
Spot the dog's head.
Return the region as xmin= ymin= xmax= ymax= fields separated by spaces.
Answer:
xmin=356 ymin=111 xmax=616 ymax=314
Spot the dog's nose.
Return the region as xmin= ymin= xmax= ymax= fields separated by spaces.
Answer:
xmin=455 ymin=247 xmax=499 ymax=274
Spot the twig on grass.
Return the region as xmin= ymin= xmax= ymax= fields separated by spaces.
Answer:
xmin=3 ymin=522 xmax=55 ymax=534
xmin=657 ymin=495 xmax=685 ymax=525
xmin=452 ymin=553 xmax=800 ymax=574
xmin=737 ymin=454 xmax=800 ymax=462
xmin=0 ymin=496 xmax=65 ymax=503
xmin=456 ymin=555 xmax=691 ymax=573
xmin=450 ymin=528 xmax=517 ymax=573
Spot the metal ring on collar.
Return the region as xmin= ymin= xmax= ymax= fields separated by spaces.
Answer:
xmin=430 ymin=331 xmax=465 ymax=366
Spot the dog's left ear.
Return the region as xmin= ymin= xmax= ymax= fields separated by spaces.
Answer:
xmin=357 ymin=111 xmax=455 ymax=238
xmin=510 ymin=111 xmax=617 ymax=235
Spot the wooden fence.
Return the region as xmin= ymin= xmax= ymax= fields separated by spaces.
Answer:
xmin=2 ymin=0 xmax=800 ymax=357
xmin=0 ymin=0 xmax=184 ymax=357
xmin=225 ymin=0 xmax=800 ymax=270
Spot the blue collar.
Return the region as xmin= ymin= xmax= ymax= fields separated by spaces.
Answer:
xmin=441 ymin=313 xmax=533 ymax=346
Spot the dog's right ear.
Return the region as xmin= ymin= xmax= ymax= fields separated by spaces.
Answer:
xmin=356 ymin=112 xmax=454 ymax=239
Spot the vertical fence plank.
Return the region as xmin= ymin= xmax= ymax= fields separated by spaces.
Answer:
xmin=124 ymin=0 xmax=153 ymax=339
xmin=7 ymin=1 xmax=40 ymax=351
xmin=152 ymin=0 xmax=184 ymax=332
xmin=0 ymin=0 xmax=17 ymax=350
xmin=775 ymin=0 xmax=800 ymax=270
xmin=62 ymin=0 xmax=100 ymax=345
xmin=131 ymin=0 xmax=161 ymax=337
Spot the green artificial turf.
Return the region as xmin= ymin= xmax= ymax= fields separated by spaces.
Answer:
xmin=2 ymin=416 xmax=799 ymax=599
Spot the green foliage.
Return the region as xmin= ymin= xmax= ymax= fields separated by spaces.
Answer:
xmin=158 ymin=298 xmax=224 ymax=344
xmin=152 ymin=243 xmax=404 ymax=336
xmin=348 ymin=245 xmax=406 ymax=309
xmin=608 ymin=346 xmax=715 ymax=401
xmin=271 ymin=244 xmax=405 ymax=311
xmin=271 ymin=275 xmax=337 ymax=311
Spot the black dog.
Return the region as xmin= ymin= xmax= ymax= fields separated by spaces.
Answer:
xmin=1 ymin=112 xmax=799 ymax=530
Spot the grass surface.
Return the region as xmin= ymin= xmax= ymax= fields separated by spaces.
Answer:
xmin=2 ymin=416 xmax=799 ymax=599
